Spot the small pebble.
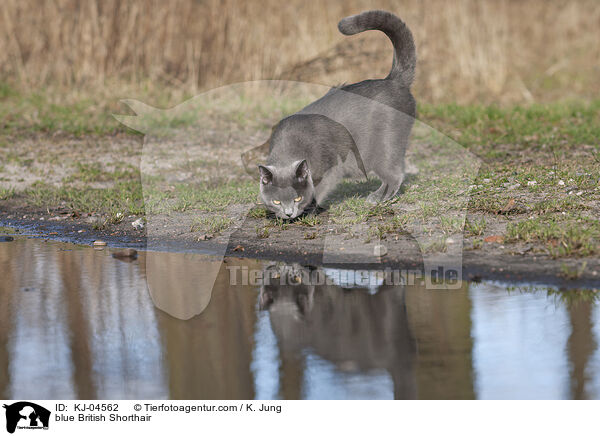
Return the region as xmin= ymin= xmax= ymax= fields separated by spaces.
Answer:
xmin=93 ymin=240 xmax=107 ymax=247
xmin=84 ymin=216 xmax=103 ymax=225
xmin=373 ymin=244 xmax=387 ymax=257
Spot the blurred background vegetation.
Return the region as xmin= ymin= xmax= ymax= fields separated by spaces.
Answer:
xmin=1 ymin=0 xmax=599 ymax=111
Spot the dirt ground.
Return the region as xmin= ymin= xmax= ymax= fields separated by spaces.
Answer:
xmin=1 ymin=125 xmax=599 ymax=289
xmin=1 ymin=206 xmax=599 ymax=289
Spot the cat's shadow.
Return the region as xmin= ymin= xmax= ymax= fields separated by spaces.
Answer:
xmin=278 ymin=173 xmax=418 ymax=220
xmin=317 ymin=174 xmax=418 ymax=211
xmin=324 ymin=178 xmax=381 ymax=205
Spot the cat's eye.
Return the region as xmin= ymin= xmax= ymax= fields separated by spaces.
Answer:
xmin=294 ymin=196 xmax=303 ymax=202
xmin=272 ymin=200 xmax=281 ymax=205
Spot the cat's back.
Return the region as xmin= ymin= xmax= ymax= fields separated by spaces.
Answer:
xmin=300 ymin=79 xmax=415 ymax=119
xmin=268 ymin=114 xmax=354 ymax=160
xmin=267 ymin=113 xmax=364 ymax=179
xmin=342 ymin=79 xmax=416 ymax=117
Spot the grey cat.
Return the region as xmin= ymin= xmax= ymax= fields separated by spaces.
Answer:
xmin=259 ymin=10 xmax=417 ymax=219
xmin=257 ymin=262 xmax=417 ymax=399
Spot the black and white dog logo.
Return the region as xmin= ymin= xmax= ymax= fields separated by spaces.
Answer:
xmin=3 ymin=402 xmax=50 ymax=434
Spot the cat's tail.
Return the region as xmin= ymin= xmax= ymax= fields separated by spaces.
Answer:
xmin=338 ymin=10 xmax=416 ymax=87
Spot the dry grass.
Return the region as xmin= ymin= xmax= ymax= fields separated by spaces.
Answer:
xmin=1 ymin=0 xmax=599 ymax=104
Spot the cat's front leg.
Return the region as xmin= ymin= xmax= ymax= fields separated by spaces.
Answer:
xmin=314 ymin=165 xmax=344 ymax=205
xmin=314 ymin=181 xmax=334 ymax=206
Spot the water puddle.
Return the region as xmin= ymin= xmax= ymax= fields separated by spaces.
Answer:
xmin=1 ymin=237 xmax=599 ymax=399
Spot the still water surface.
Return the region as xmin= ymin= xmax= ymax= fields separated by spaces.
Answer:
xmin=1 ymin=237 xmax=599 ymax=399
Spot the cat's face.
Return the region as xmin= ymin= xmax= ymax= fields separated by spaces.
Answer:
xmin=259 ymin=263 xmax=315 ymax=317
xmin=258 ymin=159 xmax=314 ymax=219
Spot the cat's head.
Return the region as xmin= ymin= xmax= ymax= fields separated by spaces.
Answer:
xmin=259 ymin=263 xmax=315 ymax=317
xmin=258 ymin=159 xmax=314 ymax=219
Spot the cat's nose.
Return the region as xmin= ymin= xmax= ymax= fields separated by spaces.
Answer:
xmin=283 ymin=207 xmax=294 ymax=217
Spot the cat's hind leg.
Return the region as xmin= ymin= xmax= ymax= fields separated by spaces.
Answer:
xmin=366 ymin=182 xmax=389 ymax=204
xmin=367 ymin=160 xmax=405 ymax=203
xmin=381 ymin=174 xmax=404 ymax=201
xmin=368 ymin=132 xmax=408 ymax=202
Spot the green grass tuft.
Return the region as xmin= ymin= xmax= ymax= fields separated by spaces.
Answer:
xmin=507 ymin=214 xmax=600 ymax=258
xmin=191 ymin=216 xmax=233 ymax=234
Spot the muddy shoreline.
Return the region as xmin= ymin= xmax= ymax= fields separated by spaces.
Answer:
xmin=2 ymin=207 xmax=599 ymax=290
xmin=2 ymin=116 xmax=599 ymax=291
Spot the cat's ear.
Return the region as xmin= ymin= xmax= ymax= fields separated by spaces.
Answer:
xmin=258 ymin=165 xmax=274 ymax=185
xmin=294 ymin=159 xmax=309 ymax=181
